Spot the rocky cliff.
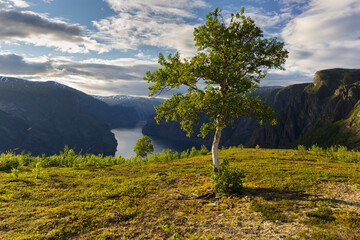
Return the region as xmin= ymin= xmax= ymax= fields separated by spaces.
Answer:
xmin=143 ymin=69 xmax=360 ymax=149
xmin=0 ymin=77 xmax=123 ymax=156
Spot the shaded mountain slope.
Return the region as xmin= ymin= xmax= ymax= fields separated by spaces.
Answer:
xmin=0 ymin=77 xmax=121 ymax=155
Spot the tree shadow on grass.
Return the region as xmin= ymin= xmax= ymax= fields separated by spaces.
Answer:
xmin=242 ymin=186 xmax=360 ymax=208
xmin=242 ymin=187 xmax=311 ymax=201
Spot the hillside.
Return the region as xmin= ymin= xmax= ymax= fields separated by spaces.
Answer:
xmin=0 ymin=77 xmax=128 ymax=155
xmin=143 ymin=69 xmax=360 ymax=150
xmin=0 ymin=146 xmax=359 ymax=239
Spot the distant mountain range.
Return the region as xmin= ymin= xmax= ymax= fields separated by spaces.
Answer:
xmin=93 ymin=95 xmax=163 ymax=121
xmin=143 ymin=69 xmax=360 ymax=150
xmin=1 ymin=68 xmax=360 ymax=156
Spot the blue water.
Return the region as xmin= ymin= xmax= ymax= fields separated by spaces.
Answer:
xmin=111 ymin=123 xmax=200 ymax=158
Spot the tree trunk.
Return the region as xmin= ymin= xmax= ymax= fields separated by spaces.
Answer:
xmin=211 ymin=127 xmax=222 ymax=175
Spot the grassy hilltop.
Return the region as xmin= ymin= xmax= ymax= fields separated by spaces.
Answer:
xmin=0 ymin=146 xmax=359 ymax=239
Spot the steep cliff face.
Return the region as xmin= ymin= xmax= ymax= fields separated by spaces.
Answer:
xmin=0 ymin=77 xmax=118 ymax=156
xmin=250 ymin=69 xmax=360 ymax=148
xmin=143 ymin=69 xmax=360 ymax=149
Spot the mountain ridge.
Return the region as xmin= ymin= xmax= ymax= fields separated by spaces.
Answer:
xmin=143 ymin=68 xmax=360 ymax=149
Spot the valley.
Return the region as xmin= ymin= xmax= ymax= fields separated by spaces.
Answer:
xmin=2 ymin=68 xmax=360 ymax=157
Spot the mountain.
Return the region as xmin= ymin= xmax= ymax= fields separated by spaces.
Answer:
xmin=0 ymin=77 xmax=123 ymax=156
xmin=143 ymin=69 xmax=360 ymax=149
xmin=251 ymin=68 xmax=360 ymax=149
xmin=94 ymin=95 xmax=163 ymax=122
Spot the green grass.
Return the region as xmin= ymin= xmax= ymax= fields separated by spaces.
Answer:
xmin=0 ymin=147 xmax=359 ymax=239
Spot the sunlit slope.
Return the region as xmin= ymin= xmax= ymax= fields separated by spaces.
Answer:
xmin=0 ymin=146 xmax=359 ymax=239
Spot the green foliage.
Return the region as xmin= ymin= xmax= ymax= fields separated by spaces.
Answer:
xmin=189 ymin=147 xmax=199 ymax=157
xmin=296 ymin=144 xmax=360 ymax=163
xmin=0 ymin=145 xmax=212 ymax=173
xmin=189 ymin=146 xmax=209 ymax=158
xmin=161 ymin=223 xmax=176 ymax=233
xmin=212 ymin=158 xmax=245 ymax=195
xmin=0 ymin=152 xmax=20 ymax=171
xmin=145 ymin=149 xmax=180 ymax=163
xmin=180 ymin=149 xmax=190 ymax=159
xmin=134 ymin=136 xmax=154 ymax=158
xmin=11 ymin=167 xmax=20 ymax=179
xmin=333 ymin=146 xmax=360 ymax=163
xmin=297 ymin=145 xmax=307 ymax=153
xmin=199 ymin=145 xmax=209 ymax=155
xmin=145 ymin=8 xmax=286 ymax=139
xmin=33 ymin=162 xmax=44 ymax=179
xmin=310 ymin=144 xmax=323 ymax=156
xmin=144 ymin=8 xmax=287 ymax=176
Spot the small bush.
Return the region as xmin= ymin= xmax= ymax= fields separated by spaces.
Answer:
xmin=310 ymin=144 xmax=323 ymax=156
xmin=199 ymin=145 xmax=209 ymax=155
xmin=19 ymin=152 xmax=33 ymax=166
xmin=0 ymin=152 xmax=20 ymax=171
xmin=212 ymin=158 xmax=245 ymax=195
xmin=11 ymin=168 xmax=20 ymax=178
xmin=297 ymin=145 xmax=307 ymax=153
xmin=33 ymin=162 xmax=44 ymax=179
xmin=189 ymin=147 xmax=199 ymax=157
xmin=180 ymin=149 xmax=189 ymax=159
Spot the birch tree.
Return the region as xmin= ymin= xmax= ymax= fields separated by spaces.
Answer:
xmin=144 ymin=8 xmax=288 ymax=175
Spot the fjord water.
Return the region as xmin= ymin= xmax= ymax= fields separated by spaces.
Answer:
xmin=111 ymin=122 xmax=200 ymax=158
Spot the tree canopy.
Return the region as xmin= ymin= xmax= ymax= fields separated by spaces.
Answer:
xmin=134 ymin=136 xmax=154 ymax=158
xmin=144 ymin=8 xmax=288 ymax=174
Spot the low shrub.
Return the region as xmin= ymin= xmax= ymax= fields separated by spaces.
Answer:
xmin=212 ymin=158 xmax=245 ymax=195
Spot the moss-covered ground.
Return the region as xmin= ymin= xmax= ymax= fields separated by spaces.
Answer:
xmin=1 ymin=147 xmax=360 ymax=239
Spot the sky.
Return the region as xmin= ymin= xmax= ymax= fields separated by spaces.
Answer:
xmin=0 ymin=0 xmax=359 ymax=97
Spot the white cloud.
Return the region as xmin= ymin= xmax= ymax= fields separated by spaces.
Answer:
xmin=262 ymin=70 xmax=313 ymax=87
xmin=243 ymin=7 xmax=292 ymax=32
xmin=282 ymin=0 xmax=360 ymax=73
xmin=0 ymin=52 xmax=160 ymax=96
xmin=9 ymin=0 xmax=29 ymax=8
xmin=0 ymin=10 xmax=108 ymax=54
xmin=105 ymin=0 xmax=207 ymax=18
xmin=93 ymin=0 xmax=208 ymax=57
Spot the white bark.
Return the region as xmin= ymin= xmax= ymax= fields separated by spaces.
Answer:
xmin=211 ymin=127 xmax=222 ymax=175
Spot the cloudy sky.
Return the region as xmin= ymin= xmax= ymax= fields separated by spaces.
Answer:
xmin=0 ymin=0 xmax=359 ymax=96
